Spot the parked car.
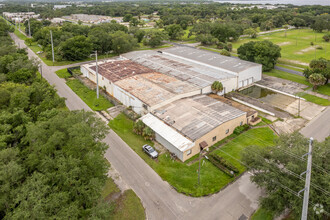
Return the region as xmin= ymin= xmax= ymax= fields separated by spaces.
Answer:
xmin=142 ymin=144 xmax=158 ymax=159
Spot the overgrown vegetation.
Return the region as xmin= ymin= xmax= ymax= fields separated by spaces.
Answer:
xmin=66 ymin=79 xmax=113 ymax=111
xmin=0 ymin=19 xmax=113 ymax=219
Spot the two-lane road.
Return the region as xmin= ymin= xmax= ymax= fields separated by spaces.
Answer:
xmin=11 ymin=33 xmax=262 ymax=220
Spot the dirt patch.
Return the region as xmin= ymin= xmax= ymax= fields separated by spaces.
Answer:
xmin=280 ymin=59 xmax=309 ymax=66
xmin=295 ymin=46 xmax=315 ymax=54
xmin=276 ymin=42 xmax=291 ymax=46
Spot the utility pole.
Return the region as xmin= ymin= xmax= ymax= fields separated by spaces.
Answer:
xmin=299 ymin=137 xmax=313 ymax=220
xmin=28 ymin=18 xmax=31 ymax=37
xmin=198 ymin=148 xmax=203 ymax=185
xmin=298 ymin=96 xmax=301 ymax=117
xmin=91 ymin=51 xmax=100 ymax=99
xmin=50 ymin=30 xmax=55 ymax=66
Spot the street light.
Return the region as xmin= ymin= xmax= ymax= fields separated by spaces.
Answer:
xmin=90 ymin=51 xmax=99 ymax=99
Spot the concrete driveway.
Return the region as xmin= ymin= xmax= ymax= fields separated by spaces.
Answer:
xmin=10 ymin=33 xmax=262 ymax=220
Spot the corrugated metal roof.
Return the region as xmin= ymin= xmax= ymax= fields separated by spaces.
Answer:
xmin=123 ymin=50 xmax=236 ymax=89
xmin=154 ymin=95 xmax=247 ymax=141
xmin=163 ymin=47 xmax=261 ymax=73
xmin=141 ymin=113 xmax=195 ymax=152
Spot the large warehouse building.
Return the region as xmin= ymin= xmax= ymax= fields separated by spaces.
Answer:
xmin=141 ymin=95 xmax=247 ymax=161
xmin=81 ymin=47 xmax=262 ymax=161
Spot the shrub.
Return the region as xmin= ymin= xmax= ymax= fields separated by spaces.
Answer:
xmin=142 ymin=126 xmax=155 ymax=141
xmin=211 ymin=81 xmax=224 ymax=93
xmin=233 ymin=124 xmax=249 ymax=135
xmin=316 ymin=45 xmax=323 ymax=50
xmin=220 ymin=49 xmax=230 ymax=56
xmin=323 ymin=34 xmax=330 ymax=42
xmin=310 ymin=42 xmax=314 ymax=46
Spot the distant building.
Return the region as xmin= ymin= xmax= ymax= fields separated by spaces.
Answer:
xmin=53 ymin=5 xmax=71 ymax=10
xmin=3 ymin=12 xmax=40 ymax=23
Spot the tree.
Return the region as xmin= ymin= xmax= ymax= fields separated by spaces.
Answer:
xmin=110 ymin=31 xmax=138 ymax=55
xmin=323 ymin=34 xmax=330 ymax=42
xmin=129 ymin=18 xmax=139 ymax=27
xmin=210 ymin=23 xmax=240 ymax=42
xmin=242 ymin=133 xmax=329 ymax=220
xmin=291 ymin=17 xmax=306 ymax=28
xmin=134 ymin=29 xmax=146 ymax=43
xmin=142 ymin=126 xmax=155 ymax=141
xmin=58 ymin=36 xmax=93 ymax=61
xmin=7 ymin=68 xmax=36 ymax=84
xmin=237 ymin=40 xmax=281 ymax=71
xmin=164 ymin=24 xmax=184 ymax=40
xmin=88 ymin=27 xmax=112 ymax=54
xmin=304 ymin=58 xmax=330 ymax=84
xmin=243 ymin=28 xmax=258 ymax=38
xmin=311 ymin=15 xmax=330 ymax=33
xmin=25 ymin=38 xmax=33 ymax=46
xmin=309 ymin=73 xmax=326 ymax=90
xmin=211 ymin=81 xmax=224 ymax=93
xmin=196 ymin=34 xmax=218 ymax=46
xmin=143 ymin=30 xmax=168 ymax=48
xmin=133 ymin=120 xmax=145 ymax=135
xmin=24 ymin=19 xmax=43 ymax=36
xmin=123 ymin=14 xmax=133 ymax=22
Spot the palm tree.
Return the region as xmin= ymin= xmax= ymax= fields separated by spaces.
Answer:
xmin=211 ymin=81 xmax=224 ymax=94
xmin=309 ymin=73 xmax=326 ymax=90
xmin=133 ymin=120 xmax=145 ymax=135
xmin=142 ymin=127 xmax=155 ymax=141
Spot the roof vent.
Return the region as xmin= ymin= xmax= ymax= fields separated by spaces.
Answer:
xmin=132 ymin=71 xmax=135 ymax=74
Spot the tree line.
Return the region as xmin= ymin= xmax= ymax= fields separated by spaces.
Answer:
xmin=0 ymin=19 xmax=112 ymax=219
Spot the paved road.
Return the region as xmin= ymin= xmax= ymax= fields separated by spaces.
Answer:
xmin=11 ymin=33 xmax=262 ymax=220
xmin=274 ymin=65 xmax=303 ymax=76
xmin=300 ymin=107 xmax=330 ymax=142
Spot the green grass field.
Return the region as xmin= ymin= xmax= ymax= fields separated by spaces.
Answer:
xmin=55 ymin=68 xmax=72 ymax=79
xmin=211 ymin=128 xmax=276 ymax=173
xmin=296 ymin=92 xmax=330 ymax=106
xmin=109 ymin=113 xmax=276 ymax=197
xmin=251 ymin=208 xmax=274 ymax=220
xmin=263 ymin=69 xmax=311 ymax=86
xmin=231 ymin=29 xmax=330 ymax=65
xmin=66 ymin=79 xmax=113 ymax=111
xmin=316 ymin=84 xmax=330 ymax=96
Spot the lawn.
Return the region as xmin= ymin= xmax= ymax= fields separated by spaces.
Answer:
xmin=251 ymin=208 xmax=274 ymax=220
xmin=211 ymin=128 xmax=276 ymax=173
xmin=55 ymin=68 xmax=72 ymax=79
xmin=276 ymin=64 xmax=303 ymax=72
xmin=263 ymin=69 xmax=311 ymax=86
xmin=66 ymin=79 xmax=113 ymax=111
xmin=296 ymin=92 xmax=330 ymax=106
xmin=109 ymin=113 xmax=276 ymax=197
xmin=316 ymin=84 xmax=330 ymax=96
xmin=101 ymin=178 xmax=145 ymax=220
xmin=231 ymin=29 xmax=330 ymax=64
xmin=111 ymin=190 xmax=145 ymax=220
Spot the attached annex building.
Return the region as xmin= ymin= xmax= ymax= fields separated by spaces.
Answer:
xmin=81 ymin=47 xmax=262 ymax=161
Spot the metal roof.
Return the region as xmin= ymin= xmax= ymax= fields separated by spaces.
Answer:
xmin=163 ymin=47 xmax=261 ymax=73
xmin=123 ymin=50 xmax=236 ymax=89
xmin=89 ymin=60 xmax=153 ymax=82
xmin=153 ymin=95 xmax=246 ymax=141
xmin=141 ymin=113 xmax=195 ymax=152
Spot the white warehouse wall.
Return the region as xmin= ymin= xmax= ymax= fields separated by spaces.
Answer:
xmin=237 ymin=65 xmax=262 ymax=89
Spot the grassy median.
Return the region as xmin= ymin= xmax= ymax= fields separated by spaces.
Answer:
xmin=109 ymin=113 xmax=276 ymax=197
xmin=296 ymin=92 xmax=330 ymax=106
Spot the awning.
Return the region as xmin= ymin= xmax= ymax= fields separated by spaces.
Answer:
xmin=199 ymin=141 xmax=208 ymax=149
